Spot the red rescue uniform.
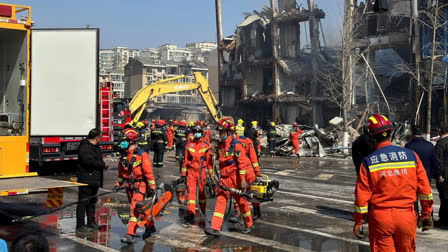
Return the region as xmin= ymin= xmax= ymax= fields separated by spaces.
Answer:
xmin=289 ymin=127 xmax=302 ymax=154
xmin=354 ymin=141 xmax=433 ymax=252
xmin=210 ymin=136 xmax=253 ymax=231
xmin=115 ymin=146 xmax=156 ymax=236
xmin=166 ymin=125 xmax=175 ymax=150
xmin=181 ymin=139 xmax=212 ymax=215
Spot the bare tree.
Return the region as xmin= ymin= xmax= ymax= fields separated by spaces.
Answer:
xmin=417 ymin=0 xmax=448 ymax=138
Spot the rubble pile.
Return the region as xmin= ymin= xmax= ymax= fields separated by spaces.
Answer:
xmin=262 ymin=117 xmax=363 ymax=157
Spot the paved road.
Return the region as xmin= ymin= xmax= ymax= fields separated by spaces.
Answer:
xmin=1 ymin=151 xmax=447 ymax=251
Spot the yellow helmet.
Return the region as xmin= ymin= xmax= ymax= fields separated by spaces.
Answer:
xmin=237 ymin=119 xmax=244 ymax=125
xmin=136 ymin=122 xmax=144 ymax=128
xmin=251 ymin=121 xmax=258 ymax=127
xmin=270 ymin=122 xmax=275 ymax=126
xmin=188 ymin=121 xmax=194 ymax=127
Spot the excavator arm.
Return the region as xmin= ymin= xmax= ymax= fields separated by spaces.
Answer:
xmin=128 ymin=72 xmax=222 ymax=123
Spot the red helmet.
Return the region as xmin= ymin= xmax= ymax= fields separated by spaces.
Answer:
xmin=217 ymin=118 xmax=234 ymax=131
xmin=175 ymin=183 xmax=187 ymax=204
xmin=157 ymin=120 xmax=164 ymax=126
xmin=123 ymin=128 xmax=139 ymax=141
xmin=367 ymin=114 xmax=394 ymax=135
xmin=174 ymin=120 xmax=179 ymax=125
xmin=196 ymin=120 xmax=201 ymax=126
xmin=179 ymin=120 xmax=186 ymax=127
xmin=151 ymin=119 xmax=156 ymax=123
xmin=292 ymin=122 xmax=297 ymax=127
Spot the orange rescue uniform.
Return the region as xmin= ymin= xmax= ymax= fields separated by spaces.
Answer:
xmin=289 ymin=127 xmax=302 ymax=154
xmin=181 ymin=139 xmax=212 ymax=215
xmin=115 ymin=146 xmax=156 ymax=236
xmin=166 ymin=125 xmax=175 ymax=150
xmin=210 ymin=136 xmax=253 ymax=231
xmin=354 ymin=141 xmax=433 ymax=252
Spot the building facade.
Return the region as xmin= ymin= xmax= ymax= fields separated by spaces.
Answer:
xmin=100 ymin=47 xmax=140 ymax=71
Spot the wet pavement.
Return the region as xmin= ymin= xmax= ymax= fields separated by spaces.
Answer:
xmin=1 ymin=151 xmax=448 ymax=251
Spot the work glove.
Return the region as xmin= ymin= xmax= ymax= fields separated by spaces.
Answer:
xmin=241 ymin=180 xmax=248 ymax=189
xmin=146 ymin=188 xmax=156 ymax=198
xmin=255 ymin=171 xmax=262 ymax=177
xmin=353 ymin=222 xmax=364 ymax=239
xmin=179 ymin=176 xmax=187 ymax=184
xmin=418 ymin=212 xmax=433 ymax=232
xmin=112 ymin=186 xmax=120 ymax=194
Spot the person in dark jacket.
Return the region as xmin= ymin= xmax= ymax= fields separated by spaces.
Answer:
xmin=76 ymin=128 xmax=106 ymax=232
xmin=351 ymin=126 xmax=375 ymax=175
xmin=267 ymin=122 xmax=278 ymax=157
xmin=405 ymin=124 xmax=436 ymax=183
xmin=436 ymin=122 xmax=448 ymax=226
xmin=405 ymin=124 xmax=437 ymax=217
xmin=150 ymin=120 xmax=167 ymax=168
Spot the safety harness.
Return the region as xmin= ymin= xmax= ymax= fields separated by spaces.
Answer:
xmin=121 ymin=147 xmax=148 ymax=196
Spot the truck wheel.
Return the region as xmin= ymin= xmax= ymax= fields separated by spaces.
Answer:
xmin=11 ymin=233 xmax=49 ymax=252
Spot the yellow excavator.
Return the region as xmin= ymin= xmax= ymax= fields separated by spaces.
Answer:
xmin=127 ymin=72 xmax=222 ymax=124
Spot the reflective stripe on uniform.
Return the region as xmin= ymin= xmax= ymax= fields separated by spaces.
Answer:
xmin=148 ymin=180 xmax=155 ymax=185
xmin=239 ymin=170 xmax=246 ymax=175
xmin=133 ymin=160 xmax=142 ymax=167
xmin=419 ymin=193 xmax=433 ymax=201
xmin=181 ymin=168 xmax=187 ymax=172
xmin=188 ymin=148 xmax=195 ymax=152
xmin=252 ymin=163 xmax=259 ymax=167
xmin=353 ymin=205 xmax=368 ymax=213
xmin=129 ymin=217 xmax=138 ymax=222
xmin=213 ymin=212 xmax=224 ymax=218
xmin=243 ymin=211 xmax=251 ymax=218
xmin=152 ymin=130 xmax=162 ymax=134
xmin=187 ymin=200 xmax=196 ymax=204
xmin=199 ymin=199 xmax=206 ymax=203
xmin=116 ymin=178 xmax=124 ymax=182
xmin=369 ymin=161 xmax=415 ymax=172
xmin=225 ymin=152 xmax=234 ymax=157
xmin=198 ymin=148 xmax=208 ymax=153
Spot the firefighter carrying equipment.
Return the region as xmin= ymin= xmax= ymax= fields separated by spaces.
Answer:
xmin=208 ymin=136 xmax=253 ymax=234
xmin=115 ymin=144 xmax=156 ymax=239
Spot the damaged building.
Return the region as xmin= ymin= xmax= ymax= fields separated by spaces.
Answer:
xmin=219 ymin=0 xmax=448 ymax=135
xmin=219 ymin=0 xmax=335 ymax=127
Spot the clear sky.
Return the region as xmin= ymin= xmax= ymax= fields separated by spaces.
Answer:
xmin=5 ymin=0 xmax=343 ymax=49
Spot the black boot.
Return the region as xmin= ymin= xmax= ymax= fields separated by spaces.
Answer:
xmin=204 ymin=227 xmax=220 ymax=237
xmin=142 ymin=225 xmax=156 ymax=240
xmin=120 ymin=234 xmax=135 ymax=244
xmin=184 ymin=214 xmax=194 ymax=223
xmin=253 ymin=206 xmax=261 ymax=221
xmin=242 ymin=224 xmax=254 ymax=234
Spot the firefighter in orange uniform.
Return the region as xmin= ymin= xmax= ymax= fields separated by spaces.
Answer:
xmin=289 ymin=122 xmax=302 ymax=156
xmin=204 ymin=118 xmax=254 ymax=237
xmin=166 ymin=120 xmax=175 ymax=151
xmin=113 ymin=128 xmax=157 ymax=244
xmin=181 ymin=125 xmax=213 ymax=222
xmin=353 ymin=114 xmax=433 ymax=252
xmin=234 ymin=133 xmax=263 ymax=221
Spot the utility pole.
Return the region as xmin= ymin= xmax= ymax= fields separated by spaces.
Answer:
xmin=215 ymin=0 xmax=223 ymax=105
xmin=307 ymin=0 xmax=321 ymax=127
xmin=270 ymin=0 xmax=280 ymax=122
